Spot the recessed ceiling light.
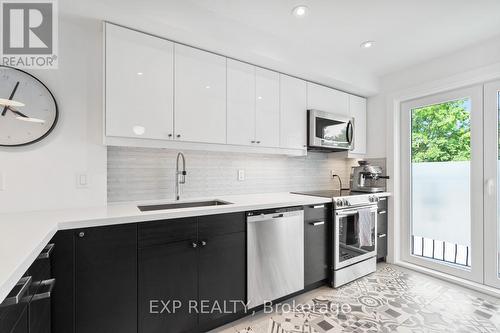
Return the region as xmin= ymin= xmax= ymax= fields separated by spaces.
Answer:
xmin=292 ymin=5 xmax=308 ymax=17
xmin=360 ymin=41 xmax=375 ymax=49
xmin=137 ymin=72 xmax=144 ymax=76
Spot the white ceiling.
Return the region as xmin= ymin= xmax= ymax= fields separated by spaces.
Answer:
xmin=62 ymin=0 xmax=500 ymax=95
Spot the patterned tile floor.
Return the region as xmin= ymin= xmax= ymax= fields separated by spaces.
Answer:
xmin=210 ymin=264 xmax=500 ymax=333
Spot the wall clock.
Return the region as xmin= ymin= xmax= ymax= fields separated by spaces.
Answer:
xmin=0 ymin=66 xmax=58 ymax=147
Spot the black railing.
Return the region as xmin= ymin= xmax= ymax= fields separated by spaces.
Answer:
xmin=411 ymin=235 xmax=471 ymax=267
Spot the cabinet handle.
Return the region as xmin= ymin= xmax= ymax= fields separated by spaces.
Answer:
xmin=379 ymin=197 xmax=387 ymax=201
xmin=200 ymin=240 xmax=207 ymax=247
xmin=37 ymin=243 xmax=55 ymax=259
xmin=1 ymin=276 xmax=31 ymax=306
xmin=31 ymin=279 xmax=56 ymax=302
xmin=310 ymin=205 xmax=325 ymax=209
xmin=378 ymin=210 xmax=387 ymax=215
xmin=377 ymin=233 xmax=387 ymax=238
xmin=191 ymin=242 xmax=198 ymax=248
xmin=78 ymin=232 xmax=85 ymax=238
xmin=310 ymin=221 xmax=325 ymax=226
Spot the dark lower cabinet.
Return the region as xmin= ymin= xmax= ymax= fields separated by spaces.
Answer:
xmin=198 ymin=231 xmax=246 ymax=331
xmin=75 ymin=224 xmax=137 ymax=333
xmin=377 ymin=197 xmax=388 ymax=260
xmin=11 ymin=308 xmax=28 ymax=333
xmin=52 ymin=213 xmax=246 ymax=333
xmin=139 ymin=241 xmax=199 ymax=333
xmin=304 ymin=204 xmax=331 ymax=286
xmin=138 ymin=213 xmax=246 ymax=333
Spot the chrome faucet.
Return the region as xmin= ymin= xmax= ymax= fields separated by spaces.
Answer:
xmin=175 ymin=152 xmax=187 ymax=200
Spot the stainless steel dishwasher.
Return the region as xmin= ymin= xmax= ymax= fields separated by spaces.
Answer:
xmin=247 ymin=207 xmax=304 ymax=308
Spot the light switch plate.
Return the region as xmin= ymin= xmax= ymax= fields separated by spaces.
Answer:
xmin=237 ymin=169 xmax=245 ymax=181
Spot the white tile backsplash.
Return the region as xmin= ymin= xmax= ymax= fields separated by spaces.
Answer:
xmin=107 ymin=147 xmax=359 ymax=202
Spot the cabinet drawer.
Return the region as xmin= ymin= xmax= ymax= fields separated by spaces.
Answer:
xmin=377 ymin=209 xmax=388 ymax=235
xmin=377 ymin=233 xmax=388 ymax=259
xmin=377 ymin=196 xmax=388 ymax=210
xmin=304 ymin=204 xmax=330 ymax=222
xmin=304 ymin=219 xmax=330 ymax=286
xmin=139 ymin=218 xmax=197 ymax=248
xmin=198 ymin=213 xmax=245 ymax=239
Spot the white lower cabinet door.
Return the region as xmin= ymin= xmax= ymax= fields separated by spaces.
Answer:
xmin=227 ymin=59 xmax=256 ymax=146
xmin=174 ymin=44 xmax=227 ymax=144
xmin=280 ymin=74 xmax=307 ymax=150
xmin=255 ymin=68 xmax=280 ymax=148
xmin=348 ymin=95 xmax=367 ymax=155
xmin=105 ymin=23 xmax=174 ymax=140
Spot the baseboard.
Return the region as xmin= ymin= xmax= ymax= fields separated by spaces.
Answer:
xmin=395 ymin=260 xmax=500 ymax=298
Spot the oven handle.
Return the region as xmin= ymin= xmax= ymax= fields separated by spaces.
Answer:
xmin=336 ymin=207 xmax=378 ymax=217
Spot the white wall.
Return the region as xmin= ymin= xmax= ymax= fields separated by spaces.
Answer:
xmin=366 ymin=34 xmax=500 ymax=159
xmin=0 ymin=16 xmax=107 ymax=213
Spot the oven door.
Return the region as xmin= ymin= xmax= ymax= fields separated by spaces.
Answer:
xmin=334 ymin=205 xmax=378 ymax=269
xmin=308 ymin=109 xmax=354 ymax=150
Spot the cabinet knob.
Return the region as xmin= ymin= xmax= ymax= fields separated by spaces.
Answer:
xmin=191 ymin=242 xmax=198 ymax=248
xmin=177 ymin=134 xmax=181 ymax=138
xmin=251 ymin=140 xmax=255 ymax=144
xmin=168 ymin=134 xmax=172 ymax=138
xmin=78 ymin=232 xmax=85 ymax=238
xmin=256 ymin=141 xmax=261 ymax=144
xmin=200 ymin=240 xmax=207 ymax=247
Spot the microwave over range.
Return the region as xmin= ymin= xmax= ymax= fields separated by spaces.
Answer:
xmin=307 ymin=109 xmax=354 ymax=151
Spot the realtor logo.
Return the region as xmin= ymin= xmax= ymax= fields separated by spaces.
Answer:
xmin=1 ymin=0 xmax=58 ymax=68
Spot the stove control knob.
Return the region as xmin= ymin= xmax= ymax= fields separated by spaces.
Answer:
xmin=336 ymin=199 xmax=343 ymax=207
xmin=345 ymin=200 xmax=351 ymax=206
xmin=374 ymin=196 xmax=380 ymax=202
xmin=369 ymin=196 xmax=374 ymax=202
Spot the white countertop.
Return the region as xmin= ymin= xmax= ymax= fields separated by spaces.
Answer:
xmin=0 ymin=192 xmax=332 ymax=303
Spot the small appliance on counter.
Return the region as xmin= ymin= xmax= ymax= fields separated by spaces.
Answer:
xmin=350 ymin=161 xmax=390 ymax=193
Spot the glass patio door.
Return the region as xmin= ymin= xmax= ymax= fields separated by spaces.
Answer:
xmin=484 ymin=80 xmax=500 ymax=288
xmin=401 ymin=85 xmax=484 ymax=283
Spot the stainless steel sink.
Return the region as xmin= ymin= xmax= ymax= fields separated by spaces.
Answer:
xmin=138 ymin=200 xmax=232 ymax=212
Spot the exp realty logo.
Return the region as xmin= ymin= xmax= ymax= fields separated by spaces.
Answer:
xmin=1 ymin=0 xmax=58 ymax=68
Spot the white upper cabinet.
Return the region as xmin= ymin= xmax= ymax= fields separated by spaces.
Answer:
xmin=226 ymin=61 xmax=280 ymax=148
xmin=255 ymin=68 xmax=280 ymax=148
xmin=307 ymin=82 xmax=349 ymax=116
xmin=174 ymin=44 xmax=227 ymax=144
xmin=280 ymin=74 xmax=307 ymax=150
xmin=105 ymin=23 xmax=174 ymax=140
xmin=348 ymin=95 xmax=367 ymax=155
xmin=227 ymin=59 xmax=256 ymax=146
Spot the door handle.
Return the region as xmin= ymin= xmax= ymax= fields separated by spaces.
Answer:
xmin=1 ymin=276 xmax=31 ymax=306
xmin=377 ymin=233 xmax=387 ymax=238
xmin=31 ymin=279 xmax=56 ymax=301
xmin=378 ymin=210 xmax=387 ymax=215
xmin=486 ymin=179 xmax=495 ymax=196
xmin=310 ymin=221 xmax=325 ymax=226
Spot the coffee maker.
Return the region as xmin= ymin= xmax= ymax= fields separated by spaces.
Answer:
xmin=350 ymin=161 xmax=390 ymax=193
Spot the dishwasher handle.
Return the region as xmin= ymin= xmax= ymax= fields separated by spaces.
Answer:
xmin=247 ymin=208 xmax=304 ymax=222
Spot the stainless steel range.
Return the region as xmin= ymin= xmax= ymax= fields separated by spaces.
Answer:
xmin=293 ymin=190 xmax=379 ymax=287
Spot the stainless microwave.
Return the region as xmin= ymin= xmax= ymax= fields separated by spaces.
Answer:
xmin=308 ymin=109 xmax=354 ymax=151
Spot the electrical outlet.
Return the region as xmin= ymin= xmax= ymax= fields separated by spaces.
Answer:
xmin=237 ymin=169 xmax=245 ymax=181
xmin=76 ymin=173 xmax=89 ymax=188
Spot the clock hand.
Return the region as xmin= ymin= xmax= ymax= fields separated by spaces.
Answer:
xmin=1 ymin=81 xmax=20 ymax=116
xmin=6 ymin=106 xmax=28 ymax=118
